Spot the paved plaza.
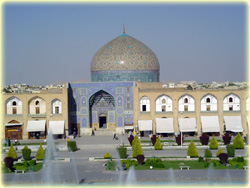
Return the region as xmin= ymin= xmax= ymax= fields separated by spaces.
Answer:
xmin=2 ymin=135 xmax=249 ymax=186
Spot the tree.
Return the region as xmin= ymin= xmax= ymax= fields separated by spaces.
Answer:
xmin=103 ymin=152 xmax=111 ymax=159
xmin=132 ymin=136 xmax=139 ymax=150
xmin=6 ymin=144 xmax=17 ymax=160
xmin=233 ymin=132 xmax=244 ymax=149
xmin=154 ymin=138 xmax=162 ymax=150
xmin=187 ymin=140 xmax=198 ymax=157
xmin=132 ymin=136 xmax=143 ymax=158
xmin=216 ymin=148 xmax=225 ymax=157
xmin=35 ymin=144 xmax=45 ymax=160
xmin=21 ymin=146 xmax=31 ymax=160
xmin=209 ymin=136 xmax=218 ymax=149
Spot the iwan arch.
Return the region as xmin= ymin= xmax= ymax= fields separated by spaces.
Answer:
xmin=2 ymin=28 xmax=248 ymax=139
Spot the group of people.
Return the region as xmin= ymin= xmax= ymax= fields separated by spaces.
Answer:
xmin=4 ymin=137 xmax=11 ymax=147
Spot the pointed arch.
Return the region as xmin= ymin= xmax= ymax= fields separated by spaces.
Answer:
xmin=223 ymin=93 xmax=240 ymax=111
xmin=201 ymin=93 xmax=218 ymax=112
xmin=140 ymin=96 xmax=150 ymax=112
xmin=155 ymin=94 xmax=172 ymax=112
xmin=28 ymin=96 xmax=46 ymax=114
xmin=178 ymin=94 xmax=195 ymax=112
xmin=51 ymin=98 xmax=62 ymax=114
xmin=5 ymin=96 xmax=22 ymax=115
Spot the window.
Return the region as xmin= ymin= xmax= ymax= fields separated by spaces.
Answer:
xmin=184 ymin=105 xmax=188 ymax=111
xmin=206 ymin=105 xmax=210 ymax=111
xmin=12 ymin=101 xmax=17 ymax=106
xmin=36 ymin=107 xmax=40 ymax=114
xmin=229 ymin=97 xmax=233 ymax=103
xmin=184 ymin=98 xmax=188 ymax=103
xmin=35 ymin=101 xmax=39 ymax=105
xmin=162 ymin=106 xmax=166 ymax=112
xmin=142 ymin=105 xmax=147 ymax=111
xmin=12 ymin=107 xmax=17 ymax=114
xmin=162 ymin=99 xmax=166 ymax=104
xmin=206 ymin=98 xmax=210 ymax=103
xmin=55 ymin=107 xmax=59 ymax=114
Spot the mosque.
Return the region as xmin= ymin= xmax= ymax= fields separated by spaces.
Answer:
xmin=3 ymin=28 xmax=248 ymax=140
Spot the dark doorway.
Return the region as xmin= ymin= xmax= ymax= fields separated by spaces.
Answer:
xmin=99 ymin=116 xmax=107 ymax=128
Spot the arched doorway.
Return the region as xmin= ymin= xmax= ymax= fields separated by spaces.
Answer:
xmin=5 ymin=120 xmax=23 ymax=139
xmin=89 ymin=90 xmax=115 ymax=130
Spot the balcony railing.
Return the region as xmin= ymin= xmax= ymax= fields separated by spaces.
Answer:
xmin=178 ymin=111 xmax=195 ymax=113
xmin=201 ymin=111 xmax=218 ymax=113
xmin=223 ymin=110 xmax=241 ymax=113
xmin=28 ymin=113 xmax=46 ymax=117
xmin=5 ymin=114 xmax=22 ymax=117
xmin=156 ymin=111 xmax=173 ymax=113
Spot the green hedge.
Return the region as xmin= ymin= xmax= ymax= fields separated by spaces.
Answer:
xmin=233 ymin=132 xmax=244 ymax=149
xmin=103 ymin=152 xmax=111 ymax=159
xmin=154 ymin=138 xmax=162 ymax=150
xmin=145 ymin=158 xmax=165 ymax=168
xmin=209 ymin=136 xmax=218 ymax=149
xmin=216 ymin=148 xmax=225 ymax=157
xmin=22 ymin=146 xmax=31 ymax=161
xmin=187 ymin=140 xmax=198 ymax=157
xmin=120 ymin=160 xmax=138 ymax=169
xmin=226 ymin=144 xmax=235 ymax=157
xmin=117 ymin=146 xmax=127 ymax=158
xmin=6 ymin=144 xmax=17 ymax=160
xmin=67 ymin=141 xmax=77 ymax=152
xmin=35 ymin=144 xmax=45 ymax=160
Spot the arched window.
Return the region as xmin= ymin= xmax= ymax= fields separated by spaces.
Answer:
xmin=52 ymin=99 xmax=62 ymax=114
xmin=12 ymin=101 xmax=17 ymax=106
xmin=6 ymin=97 xmax=22 ymax=115
xmin=162 ymin=98 xmax=166 ymax=104
xmin=155 ymin=95 xmax=172 ymax=112
xmin=140 ymin=96 xmax=150 ymax=112
xmin=35 ymin=101 xmax=40 ymax=105
xmin=28 ymin=97 xmax=46 ymax=115
xmin=184 ymin=98 xmax=188 ymax=103
xmin=206 ymin=98 xmax=210 ymax=103
xmin=229 ymin=97 xmax=233 ymax=103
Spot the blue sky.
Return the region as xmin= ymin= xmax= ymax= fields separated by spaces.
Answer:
xmin=3 ymin=3 xmax=247 ymax=85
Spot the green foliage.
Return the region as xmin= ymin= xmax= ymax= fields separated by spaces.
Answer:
xmin=204 ymin=149 xmax=212 ymax=158
xmin=103 ymin=152 xmax=111 ymax=159
xmin=211 ymin=159 xmax=220 ymax=167
xmin=67 ymin=141 xmax=77 ymax=151
xmin=21 ymin=146 xmax=31 ymax=161
xmin=204 ymin=162 xmax=210 ymax=168
xmin=154 ymin=138 xmax=162 ymax=150
xmin=35 ymin=144 xmax=45 ymax=160
xmin=28 ymin=160 xmax=36 ymax=166
xmin=209 ymin=136 xmax=218 ymax=149
xmin=233 ymin=132 xmax=244 ymax=149
xmin=145 ymin=158 xmax=165 ymax=168
xmin=132 ymin=137 xmax=143 ymax=158
xmin=13 ymin=163 xmax=27 ymax=170
xmin=226 ymin=144 xmax=235 ymax=157
xmin=216 ymin=148 xmax=225 ymax=157
xmin=117 ymin=146 xmax=127 ymax=159
xmin=120 ymin=160 xmax=138 ymax=169
xmin=187 ymin=140 xmax=198 ymax=157
xmin=132 ymin=136 xmax=139 ymax=150
xmin=6 ymin=144 xmax=17 ymax=160
xmin=198 ymin=156 xmax=204 ymax=162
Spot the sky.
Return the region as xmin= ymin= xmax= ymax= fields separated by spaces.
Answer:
xmin=3 ymin=3 xmax=247 ymax=86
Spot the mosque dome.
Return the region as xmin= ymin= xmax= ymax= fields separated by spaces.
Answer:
xmin=90 ymin=29 xmax=160 ymax=82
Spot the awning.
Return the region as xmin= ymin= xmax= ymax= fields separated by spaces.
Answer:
xmin=224 ymin=116 xmax=243 ymax=132
xmin=138 ymin=120 xmax=152 ymax=131
xmin=124 ymin=126 xmax=134 ymax=130
xmin=156 ymin=118 xmax=174 ymax=133
xmin=178 ymin=118 xmax=197 ymax=132
xmin=201 ymin=116 xmax=220 ymax=133
xmin=49 ymin=121 xmax=65 ymax=135
xmin=26 ymin=120 xmax=46 ymax=132
xmin=5 ymin=123 xmax=23 ymax=126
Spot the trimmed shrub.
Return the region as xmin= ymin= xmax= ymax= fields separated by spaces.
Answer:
xmin=145 ymin=158 xmax=165 ymax=168
xmin=236 ymin=156 xmax=244 ymax=162
xmin=120 ymin=160 xmax=138 ymax=169
xmin=13 ymin=163 xmax=27 ymax=170
xmin=151 ymin=135 xmax=157 ymax=146
xmin=187 ymin=140 xmax=198 ymax=157
xmin=6 ymin=144 xmax=17 ymax=160
xmin=21 ymin=146 xmax=31 ymax=161
xmin=209 ymin=136 xmax=218 ymax=149
xmin=67 ymin=141 xmax=77 ymax=151
xmin=211 ymin=159 xmax=220 ymax=167
xmin=226 ymin=144 xmax=235 ymax=157
xmin=216 ymin=148 xmax=225 ymax=157
xmin=132 ymin=138 xmax=143 ymax=158
xmin=4 ymin=157 xmax=14 ymax=171
xmin=128 ymin=135 xmax=134 ymax=146
xmin=175 ymin=135 xmax=184 ymax=145
xmin=199 ymin=134 xmax=209 ymax=145
xmin=28 ymin=160 xmax=36 ymax=166
xmin=154 ymin=138 xmax=162 ymax=150
xmin=204 ymin=149 xmax=212 ymax=158
xmin=35 ymin=144 xmax=45 ymax=160
xmin=222 ymin=133 xmax=231 ymax=145
xmin=136 ymin=155 xmax=145 ymax=165
xmin=198 ymin=156 xmax=204 ymax=162
xmin=132 ymin=136 xmax=139 ymax=150
xmin=233 ymin=132 xmax=244 ymax=149
xmin=204 ymin=162 xmax=210 ymax=168
xmin=103 ymin=152 xmax=111 ymax=159
xmin=218 ymin=153 xmax=228 ymax=164
xmin=117 ymin=146 xmax=127 ymax=159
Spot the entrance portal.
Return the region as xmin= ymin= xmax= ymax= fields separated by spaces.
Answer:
xmin=99 ymin=116 xmax=107 ymax=128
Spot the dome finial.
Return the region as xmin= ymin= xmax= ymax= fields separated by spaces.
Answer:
xmin=123 ymin=24 xmax=125 ymax=34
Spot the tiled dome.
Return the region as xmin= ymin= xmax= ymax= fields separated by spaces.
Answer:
xmin=90 ymin=32 xmax=160 ymax=82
